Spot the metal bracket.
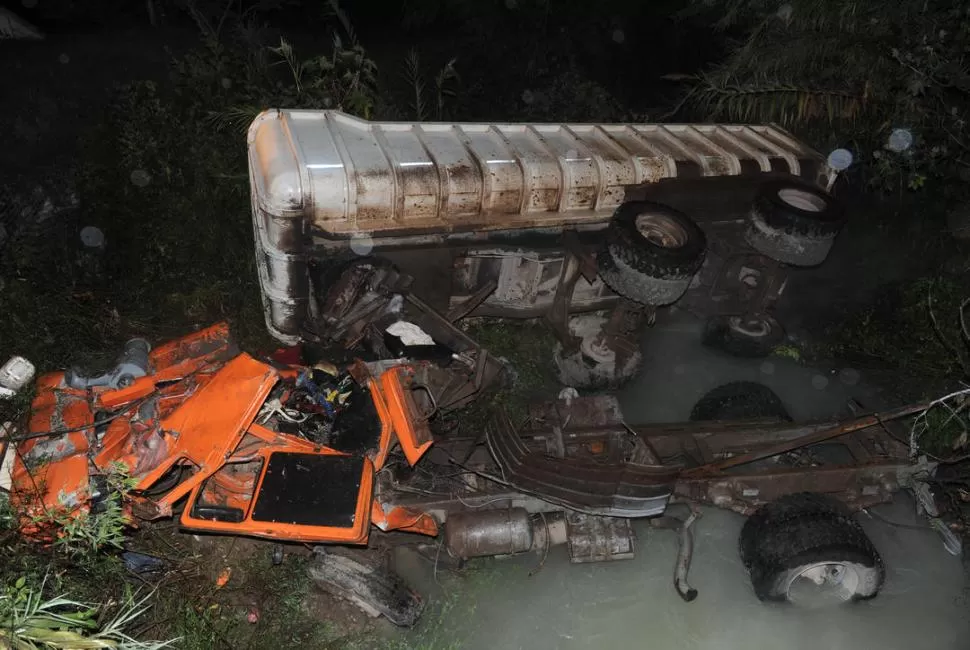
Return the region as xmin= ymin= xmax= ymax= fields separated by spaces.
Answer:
xmin=707 ymin=253 xmax=786 ymax=318
xmin=600 ymin=299 xmax=651 ymax=369
xmin=561 ymin=229 xmax=599 ymax=283
xmin=445 ymin=279 xmax=498 ymax=323
xmin=545 ymin=251 xmax=584 ymax=352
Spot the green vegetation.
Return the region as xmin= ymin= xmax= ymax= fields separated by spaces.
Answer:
xmin=821 ymin=275 xmax=970 ymax=455
xmin=914 ymin=398 xmax=970 ymax=459
xmin=0 ymin=576 xmax=173 ymax=650
xmin=678 ymin=0 xmax=970 ymax=455
xmin=1 ymin=11 xmax=383 ymax=373
xmin=826 ymin=277 xmax=970 ymax=381
xmin=37 ymin=462 xmax=136 ymax=558
xmin=770 ymin=344 xmax=802 ymax=362
xmin=457 ymin=318 xmax=559 ymax=427
xmin=159 ymin=547 xmax=341 ymax=650
xmin=678 ymin=0 xmax=970 ymax=205
xmin=0 ymin=520 xmax=369 ymax=649
xmin=0 ymin=525 xmax=175 ymax=649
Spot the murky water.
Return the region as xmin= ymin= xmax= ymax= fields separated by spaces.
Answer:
xmin=391 ymin=310 xmax=969 ymax=650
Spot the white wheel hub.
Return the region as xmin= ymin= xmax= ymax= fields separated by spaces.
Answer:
xmin=778 ymin=188 xmax=826 ymax=213
xmin=727 ymin=316 xmax=770 ymax=339
xmin=784 ymin=561 xmax=869 ymax=607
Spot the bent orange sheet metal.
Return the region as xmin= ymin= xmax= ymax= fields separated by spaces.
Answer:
xmin=11 ymin=322 xmax=441 ymax=546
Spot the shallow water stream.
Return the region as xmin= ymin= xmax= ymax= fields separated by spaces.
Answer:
xmin=391 ymin=310 xmax=969 ymax=649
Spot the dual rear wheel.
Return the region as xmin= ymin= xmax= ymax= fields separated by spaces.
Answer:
xmin=598 ymin=179 xmax=846 ymax=311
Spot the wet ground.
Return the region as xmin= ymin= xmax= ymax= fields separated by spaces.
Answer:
xmin=389 ymin=309 xmax=969 ymax=650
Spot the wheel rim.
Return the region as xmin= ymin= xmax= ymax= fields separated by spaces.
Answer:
xmin=580 ymin=331 xmax=616 ymax=365
xmin=727 ymin=316 xmax=770 ymax=339
xmin=778 ymin=188 xmax=826 ymax=213
xmin=785 ymin=562 xmax=862 ymax=607
xmin=635 ymin=213 xmax=688 ymax=248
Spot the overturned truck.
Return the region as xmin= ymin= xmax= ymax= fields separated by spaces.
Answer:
xmin=250 ymin=110 xmax=847 ymax=386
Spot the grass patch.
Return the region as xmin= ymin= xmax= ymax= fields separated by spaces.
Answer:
xmin=454 ymin=317 xmax=559 ymax=428
xmin=824 ymin=276 xmax=970 ymax=383
xmin=125 ymin=530 xmax=355 ymax=650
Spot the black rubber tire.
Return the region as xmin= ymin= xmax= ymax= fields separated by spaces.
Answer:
xmin=702 ymin=314 xmax=785 ymax=358
xmin=690 ymin=380 xmax=792 ymax=423
xmin=745 ymin=180 xmax=845 ymax=267
xmin=598 ymin=201 xmax=707 ymax=306
xmin=754 ymin=180 xmax=845 ymax=237
xmin=739 ymin=494 xmax=884 ymax=603
xmin=739 ymin=492 xmax=851 ymax=569
xmin=745 ymin=516 xmax=884 ymax=603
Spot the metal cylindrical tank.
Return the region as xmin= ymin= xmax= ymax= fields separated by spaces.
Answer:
xmin=445 ymin=509 xmax=535 ymax=558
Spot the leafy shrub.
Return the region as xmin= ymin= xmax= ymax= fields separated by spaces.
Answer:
xmin=677 ymin=0 xmax=970 ymax=202
xmin=75 ymin=25 xmax=379 ymax=350
xmin=516 ymin=69 xmax=634 ymax=123
xmin=52 ymin=463 xmax=136 ymax=557
xmin=826 ymin=276 xmax=970 ymax=379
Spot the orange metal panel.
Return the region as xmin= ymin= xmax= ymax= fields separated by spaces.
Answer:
xmin=11 ymin=372 xmax=92 ymax=522
xmin=93 ymin=324 xmax=234 ymax=411
xmin=95 ymin=376 xmax=156 ymax=410
xmin=10 ymin=323 xmax=442 ymax=549
xmin=179 ymin=447 xmax=375 ymax=544
xmin=370 ymin=501 xmax=438 ymax=537
xmin=366 ymin=379 xmax=395 ymax=471
xmin=379 ymin=366 xmax=433 ymax=466
xmin=136 ymin=354 xmax=279 ymax=508
xmin=148 ymin=322 xmax=234 ymax=369
xmin=12 ymin=454 xmax=90 ymax=532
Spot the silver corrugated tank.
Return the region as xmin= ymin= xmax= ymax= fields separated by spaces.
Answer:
xmin=248 ymin=110 xmax=831 ymax=342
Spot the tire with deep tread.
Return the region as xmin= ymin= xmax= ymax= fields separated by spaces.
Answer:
xmin=744 ymin=179 xmax=846 ymax=267
xmin=739 ymin=493 xmax=884 ymax=603
xmin=598 ymin=201 xmax=707 ymax=306
xmin=690 ymin=381 xmax=792 ymax=423
xmin=739 ymin=492 xmax=851 ymax=568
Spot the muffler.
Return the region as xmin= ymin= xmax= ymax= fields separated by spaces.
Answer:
xmin=445 ymin=509 xmax=567 ymax=559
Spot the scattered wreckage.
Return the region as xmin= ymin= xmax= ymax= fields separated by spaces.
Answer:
xmin=0 ymin=315 xmax=958 ymax=625
xmin=0 ymin=112 xmax=960 ymax=625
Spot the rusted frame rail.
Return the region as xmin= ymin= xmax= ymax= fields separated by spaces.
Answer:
xmin=385 ymin=403 xmax=927 ymax=518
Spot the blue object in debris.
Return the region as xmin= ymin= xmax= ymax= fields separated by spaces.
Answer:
xmin=296 ymin=370 xmax=336 ymax=416
xmin=122 ymin=551 xmax=168 ymax=575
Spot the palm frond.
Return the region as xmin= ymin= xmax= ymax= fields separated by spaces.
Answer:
xmin=1 ymin=576 xmax=176 ymax=650
xmin=327 ymin=0 xmax=358 ymax=46
xmin=269 ymin=38 xmax=303 ymax=94
xmin=403 ymin=49 xmax=426 ymax=121
xmin=434 ymin=57 xmax=459 ymax=120
xmin=207 ymin=105 xmax=264 ymax=133
xmin=683 ymin=72 xmax=868 ymax=126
